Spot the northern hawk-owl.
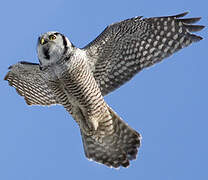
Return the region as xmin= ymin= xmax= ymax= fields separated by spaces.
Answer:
xmin=4 ymin=12 xmax=204 ymax=168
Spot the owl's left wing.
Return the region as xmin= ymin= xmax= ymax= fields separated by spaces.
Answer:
xmin=4 ymin=61 xmax=58 ymax=106
xmin=84 ymin=12 xmax=204 ymax=96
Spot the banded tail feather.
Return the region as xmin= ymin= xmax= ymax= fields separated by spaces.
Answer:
xmin=81 ymin=106 xmax=141 ymax=168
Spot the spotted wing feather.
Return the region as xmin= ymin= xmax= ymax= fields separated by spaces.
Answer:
xmin=84 ymin=12 xmax=204 ymax=96
xmin=4 ymin=61 xmax=58 ymax=105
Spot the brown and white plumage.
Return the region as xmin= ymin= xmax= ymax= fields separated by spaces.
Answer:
xmin=4 ymin=62 xmax=57 ymax=105
xmin=85 ymin=12 xmax=204 ymax=95
xmin=4 ymin=12 xmax=204 ymax=168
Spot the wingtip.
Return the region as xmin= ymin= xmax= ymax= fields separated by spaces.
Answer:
xmin=4 ymin=72 xmax=10 ymax=81
xmin=179 ymin=17 xmax=202 ymax=24
xmin=190 ymin=34 xmax=203 ymax=42
xmin=185 ymin=24 xmax=205 ymax=32
xmin=174 ymin=12 xmax=189 ymax=18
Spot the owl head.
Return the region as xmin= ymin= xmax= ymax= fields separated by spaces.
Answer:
xmin=37 ymin=31 xmax=73 ymax=68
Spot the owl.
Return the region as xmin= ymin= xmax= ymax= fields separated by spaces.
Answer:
xmin=4 ymin=12 xmax=204 ymax=168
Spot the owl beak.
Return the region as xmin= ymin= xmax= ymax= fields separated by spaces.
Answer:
xmin=40 ymin=38 xmax=45 ymax=45
xmin=40 ymin=37 xmax=47 ymax=45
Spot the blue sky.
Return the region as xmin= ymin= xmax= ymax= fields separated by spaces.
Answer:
xmin=0 ymin=0 xmax=207 ymax=179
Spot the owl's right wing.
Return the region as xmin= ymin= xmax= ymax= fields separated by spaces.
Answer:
xmin=84 ymin=12 xmax=204 ymax=96
xmin=4 ymin=61 xmax=58 ymax=106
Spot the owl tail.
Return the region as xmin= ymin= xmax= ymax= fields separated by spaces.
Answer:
xmin=81 ymin=106 xmax=141 ymax=168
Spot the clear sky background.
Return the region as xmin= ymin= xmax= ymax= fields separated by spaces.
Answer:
xmin=0 ymin=0 xmax=207 ymax=179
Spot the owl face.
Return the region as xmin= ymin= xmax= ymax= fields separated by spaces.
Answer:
xmin=37 ymin=31 xmax=72 ymax=68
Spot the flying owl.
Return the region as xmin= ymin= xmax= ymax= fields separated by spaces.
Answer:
xmin=4 ymin=12 xmax=204 ymax=168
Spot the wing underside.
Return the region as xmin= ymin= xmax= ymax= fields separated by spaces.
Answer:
xmin=4 ymin=61 xmax=58 ymax=106
xmin=84 ymin=12 xmax=204 ymax=96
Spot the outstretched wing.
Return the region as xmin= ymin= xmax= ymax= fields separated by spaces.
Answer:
xmin=4 ymin=61 xmax=58 ymax=106
xmin=84 ymin=12 xmax=204 ymax=96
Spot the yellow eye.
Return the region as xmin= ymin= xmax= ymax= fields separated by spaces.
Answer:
xmin=49 ymin=35 xmax=56 ymax=40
